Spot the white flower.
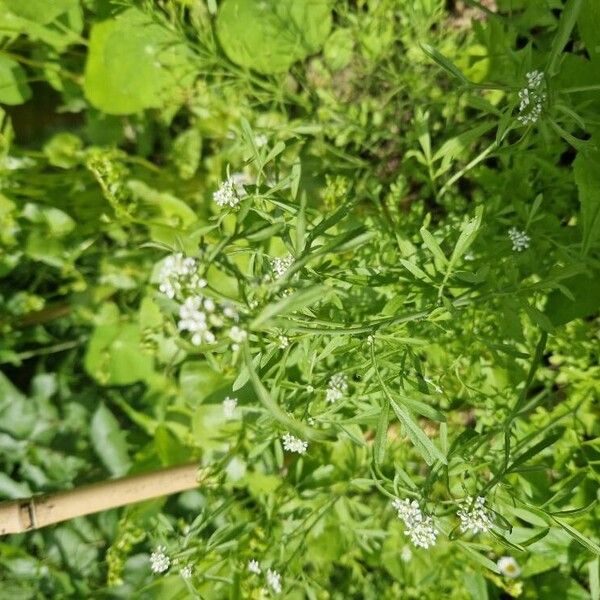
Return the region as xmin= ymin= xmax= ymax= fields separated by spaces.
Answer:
xmin=271 ymin=255 xmax=294 ymax=279
xmin=229 ymin=326 xmax=247 ymax=344
xmin=180 ymin=564 xmax=193 ymax=579
xmin=392 ymin=499 xmax=438 ymax=549
xmin=401 ymin=546 xmax=412 ymax=562
xmin=326 ymin=373 xmax=348 ymax=403
xmin=517 ymin=70 xmax=546 ymax=125
xmin=282 ymin=433 xmax=308 ymax=455
xmin=267 ymin=569 xmax=282 ymax=594
xmin=508 ymin=227 xmax=530 ymax=252
xmin=158 ymin=253 xmax=206 ymax=300
xmin=223 ymin=396 xmax=238 ymax=419
xmin=213 ymin=176 xmax=246 ymax=208
xmin=149 ymin=546 xmax=170 ymax=574
xmin=277 ymin=334 xmax=289 ymax=349
xmin=247 ymin=559 xmax=261 ymax=574
xmin=178 ymin=296 xmax=215 ymax=346
xmin=255 ymin=134 xmax=268 ymax=148
xmin=497 ymin=556 xmax=521 ymax=578
xmin=457 ymin=496 xmax=493 ymax=535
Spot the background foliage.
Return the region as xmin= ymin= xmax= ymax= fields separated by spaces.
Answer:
xmin=0 ymin=0 xmax=599 ymax=598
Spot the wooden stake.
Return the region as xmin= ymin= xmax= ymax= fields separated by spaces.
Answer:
xmin=0 ymin=462 xmax=199 ymax=535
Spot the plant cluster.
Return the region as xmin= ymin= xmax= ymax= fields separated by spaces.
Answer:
xmin=0 ymin=0 xmax=599 ymax=599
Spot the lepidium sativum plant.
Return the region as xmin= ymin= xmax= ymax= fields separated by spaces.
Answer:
xmin=0 ymin=0 xmax=599 ymax=598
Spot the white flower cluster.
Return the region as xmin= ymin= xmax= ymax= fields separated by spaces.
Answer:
xmin=180 ymin=564 xmax=193 ymax=579
xmin=497 ymin=556 xmax=521 ymax=578
xmin=247 ymin=559 xmax=261 ymax=574
xmin=457 ymin=496 xmax=493 ymax=535
xmin=247 ymin=560 xmax=283 ymax=594
xmin=271 ymin=255 xmax=294 ymax=279
xmin=267 ymin=569 xmax=283 ymax=594
xmin=178 ymin=295 xmax=243 ymax=347
xmin=158 ymin=253 xmax=206 ymax=300
xmin=213 ymin=174 xmax=248 ymax=208
xmin=223 ymin=396 xmax=238 ymax=418
xmin=149 ymin=545 xmax=170 ymax=574
xmin=508 ymin=227 xmax=530 ymax=252
xmin=282 ymin=433 xmax=308 ymax=455
xmin=517 ymin=70 xmax=546 ymax=126
xmin=392 ymin=498 xmax=438 ymax=549
xmin=326 ymin=373 xmax=348 ymax=403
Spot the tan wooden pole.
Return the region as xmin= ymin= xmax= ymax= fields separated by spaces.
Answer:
xmin=0 ymin=462 xmax=199 ymax=536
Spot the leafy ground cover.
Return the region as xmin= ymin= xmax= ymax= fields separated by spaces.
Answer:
xmin=0 ymin=0 xmax=599 ymax=598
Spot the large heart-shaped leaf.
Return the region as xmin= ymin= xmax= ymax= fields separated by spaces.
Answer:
xmin=84 ymin=8 xmax=193 ymax=115
xmin=216 ymin=0 xmax=332 ymax=74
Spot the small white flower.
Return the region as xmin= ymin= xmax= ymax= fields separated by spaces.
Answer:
xmin=180 ymin=564 xmax=193 ymax=579
xmin=326 ymin=373 xmax=348 ymax=403
xmin=149 ymin=546 xmax=170 ymax=574
xmin=517 ymin=70 xmax=546 ymax=126
xmin=508 ymin=227 xmax=530 ymax=252
xmin=282 ymin=433 xmax=308 ymax=455
xmin=213 ymin=176 xmax=246 ymax=208
xmin=497 ymin=556 xmax=521 ymax=578
xmin=223 ymin=396 xmax=238 ymax=419
xmin=158 ymin=253 xmax=206 ymax=300
xmin=271 ymin=255 xmax=294 ymax=279
xmin=277 ymin=334 xmax=289 ymax=349
xmin=229 ymin=326 xmax=247 ymax=344
xmin=457 ymin=496 xmax=493 ymax=535
xmin=401 ymin=546 xmax=412 ymax=562
xmin=255 ymin=134 xmax=268 ymax=148
xmin=248 ymin=559 xmax=261 ymax=574
xmin=267 ymin=569 xmax=282 ymax=594
xmin=392 ymin=498 xmax=438 ymax=549
xmin=178 ymin=297 xmax=213 ymax=346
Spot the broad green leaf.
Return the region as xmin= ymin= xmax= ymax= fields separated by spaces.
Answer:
xmin=579 ymin=0 xmax=600 ymax=61
xmin=90 ymin=404 xmax=131 ymax=477
xmin=323 ymin=28 xmax=354 ymax=71
xmin=573 ymin=149 xmax=600 ymax=255
xmin=0 ymin=0 xmax=78 ymax=24
xmin=84 ymin=305 xmax=155 ymax=386
xmin=216 ymin=0 xmax=332 ymax=75
xmin=0 ymin=372 xmax=36 ymax=438
xmin=545 ymin=273 xmax=600 ymax=325
xmin=0 ymin=55 xmax=31 ymax=105
xmin=84 ymin=8 xmax=193 ymax=115
xmin=464 ymin=572 xmax=488 ymax=600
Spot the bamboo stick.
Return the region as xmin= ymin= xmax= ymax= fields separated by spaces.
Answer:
xmin=0 ymin=462 xmax=200 ymax=536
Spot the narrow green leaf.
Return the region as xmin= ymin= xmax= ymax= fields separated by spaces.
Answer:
xmin=420 ymin=227 xmax=448 ymax=269
xmin=420 ymin=43 xmax=470 ymax=84
xmin=389 ymin=399 xmax=446 ymax=465
xmin=374 ymin=398 xmax=390 ymax=466
xmin=251 ymin=285 xmax=326 ymax=328
xmin=553 ymin=518 xmax=600 ymax=555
